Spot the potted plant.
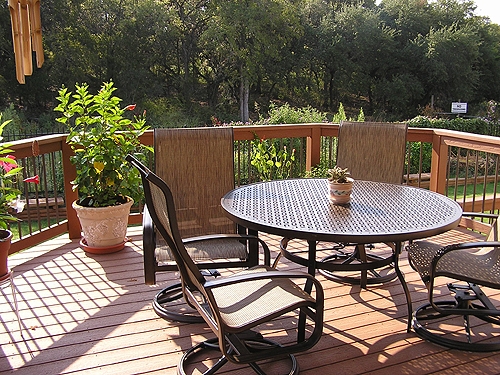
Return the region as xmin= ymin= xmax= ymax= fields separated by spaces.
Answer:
xmin=55 ymin=81 xmax=152 ymax=253
xmin=327 ymin=166 xmax=354 ymax=204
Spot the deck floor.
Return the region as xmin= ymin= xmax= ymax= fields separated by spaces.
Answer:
xmin=1 ymin=226 xmax=500 ymax=374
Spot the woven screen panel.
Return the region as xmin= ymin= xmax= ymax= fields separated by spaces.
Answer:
xmin=154 ymin=127 xmax=235 ymax=238
xmin=336 ymin=121 xmax=408 ymax=184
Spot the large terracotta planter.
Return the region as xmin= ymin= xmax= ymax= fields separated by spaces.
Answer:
xmin=72 ymin=198 xmax=134 ymax=254
xmin=328 ymin=177 xmax=354 ymax=205
xmin=0 ymin=229 xmax=13 ymax=278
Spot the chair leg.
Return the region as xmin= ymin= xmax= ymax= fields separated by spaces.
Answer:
xmin=178 ymin=335 xmax=299 ymax=375
xmin=412 ymin=283 xmax=500 ymax=351
xmin=154 ymin=269 xmax=224 ymax=323
xmin=153 ymin=283 xmax=204 ymax=323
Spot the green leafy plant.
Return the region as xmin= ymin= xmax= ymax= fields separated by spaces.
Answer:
xmin=304 ymin=164 xmax=351 ymax=183
xmin=55 ymin=81 xmax=153 ymax=207
xmin=327 ymin=166 xmax=351 ymax=183
xmin=304 ymin=164 xmax=330 ymax=178
xmin=251 ymin=137 xmax=296 ymax=181
xmin=261 ymin=102 xmax=328 ymax=124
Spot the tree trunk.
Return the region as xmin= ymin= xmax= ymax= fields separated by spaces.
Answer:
xmin=239 ymin=75 xmax=250 ymax=122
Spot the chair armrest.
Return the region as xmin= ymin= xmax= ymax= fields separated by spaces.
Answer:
xmin=429 ymin=241 xmax=500 ymax=282
xmin=432 ymin=241 xmax=500 ymax=267
xmin=143 ymin=205 xmax=157 ymax=285
xmin=462 ymin=212 xmax=499 ymax=219
xmin=183 ymin=233 xmax=271 ymax=266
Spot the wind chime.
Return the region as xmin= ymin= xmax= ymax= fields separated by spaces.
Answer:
xmin=8 ymin=0 xmax=44 ymax=84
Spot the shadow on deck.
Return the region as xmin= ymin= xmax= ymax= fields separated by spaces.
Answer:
xmin=1 ymin=227 xmax=500 ymax=374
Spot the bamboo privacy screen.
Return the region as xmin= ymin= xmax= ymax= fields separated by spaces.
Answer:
xmin=8 ymin=0 xmax=44 ymax=84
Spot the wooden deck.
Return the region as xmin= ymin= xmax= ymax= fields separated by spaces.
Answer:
xmin=1 ymin=226 xmax=500 ymax=374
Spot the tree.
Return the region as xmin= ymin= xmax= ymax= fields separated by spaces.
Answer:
xmin=204 ymin=0 xmax=302 ymax=122
xmin=423 ymin=24 xmax=480 ymax=108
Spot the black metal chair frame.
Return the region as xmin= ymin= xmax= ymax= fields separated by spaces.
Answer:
xmin=143 ymin=204 xmax=270 ymax=322
xmin=127 ymin=154 xmax=324 ymax=374
xmin=408 ymin=213 xmax=500 ymax=351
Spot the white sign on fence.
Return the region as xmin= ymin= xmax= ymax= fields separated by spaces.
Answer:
xmin=451 ymin=102 xmax=468 ymax=114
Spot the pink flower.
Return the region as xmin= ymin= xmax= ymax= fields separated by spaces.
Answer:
xmin=0 ymin=155 xmax=17 ymax=173
xmin=24 ymin=175 xmax=40 ymax=184
xmin=124 ymin=104 xmax=136 ymax=111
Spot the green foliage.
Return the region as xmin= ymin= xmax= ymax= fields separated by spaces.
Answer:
xmin=304 ymin=164 xmax=330 ymax=178
xmin=327 ymin=166 xmax=350 ymax=183
xmin=3 ymin=0 xmax=500 ymax=124
xmin=54 ymin=81 xmax=153 ymax=207
xmin=332 ymin=103 xmax=347 ymax=123
xmin=357 ymin=108 xmax=365 ymax=122
xmin=408 ymin=141 xmax=432 ymax=174
xmin=407 ymin=116 xmax=499 ymax=136
xmin=259 ymin=102 xmax=328 ymax=124
xmin=331 ymin=103 xmax=365 ymax=123
xmin=0 ymin=105 xmax=63 ymax=138
xmin=305 ymin=164 xmax=351 ymax=183
xmin=142 ymin=98 xmax=205 ymax=128
xmin=250 ymin=137 xmax=296 ymax=181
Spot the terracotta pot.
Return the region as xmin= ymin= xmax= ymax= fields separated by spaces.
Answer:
xmin=72 ymin=198 xmax=134 ymax=253
xmin=0 ymin=229 xmax=13 ymax=278
xmin=328 ymin=177 xmax=354 ymax=205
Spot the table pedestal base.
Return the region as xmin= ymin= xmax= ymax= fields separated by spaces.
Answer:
xmin=317 ymin=243 xmax=396 ymax=288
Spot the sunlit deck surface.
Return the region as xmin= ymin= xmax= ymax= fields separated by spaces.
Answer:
xmin=2 ymin=226 xmax=500 ymax=374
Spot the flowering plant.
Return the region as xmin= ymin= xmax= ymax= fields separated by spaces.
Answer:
xmin=0 ymin=115 xmax=39 ymax=229
xmin=55 ymin=81 xmax=152 ymax=207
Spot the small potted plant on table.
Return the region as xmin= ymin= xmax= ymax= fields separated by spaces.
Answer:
xmin=55 ymin=81 xmax=152 ymax=254
xmin=327 ymin=166 xmax=353 ymax=204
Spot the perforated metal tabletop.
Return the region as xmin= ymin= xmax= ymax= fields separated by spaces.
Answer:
xmin=222 ymin=179 xmax=463 ymax=245
xmin=223 ymin=178 xmax=463 ymax=330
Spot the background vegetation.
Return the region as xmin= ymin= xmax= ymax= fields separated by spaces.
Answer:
xmin=2 ymin=0 xmax=500 ymax=129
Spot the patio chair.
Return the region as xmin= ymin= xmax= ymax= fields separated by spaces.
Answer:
xmin=407 ymin=212 xmax=500 ymax=351
xmin=317 ymin=121 xmax=408 ymax=288
xmin=127 ymin=154 xmax=324 ymax=375
xmin=140 ymin=128 xmax=270 ymax=322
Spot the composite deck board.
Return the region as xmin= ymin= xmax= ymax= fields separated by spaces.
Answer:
xmin=1 ymin=227 xmax=499 ymax=374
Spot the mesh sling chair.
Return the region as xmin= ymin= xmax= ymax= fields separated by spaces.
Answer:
xmin=407 ymin=212 xmax=500 ymax=351
xmin=127 ymin=154 xmax=324 ymax=375
xmin=316 ymin=121 xmax=408 ymax=288
xmin=143 ymin=127 xmax=270 ymax=322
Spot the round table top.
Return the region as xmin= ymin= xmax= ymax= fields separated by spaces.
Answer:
xmin=221 ymin=179 xmax=463 ymax=244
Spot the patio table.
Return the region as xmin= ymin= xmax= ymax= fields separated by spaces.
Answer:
xmin=221 ymin=178 xmax=463 ymax=331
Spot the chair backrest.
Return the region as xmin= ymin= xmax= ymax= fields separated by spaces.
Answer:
xmin=154 ymin=127 xmax=235 ymax=238
xmin=336 ymin=121 xmax=408 ymax=184
xmin=126 ymin=155 xmax=206 ymax=291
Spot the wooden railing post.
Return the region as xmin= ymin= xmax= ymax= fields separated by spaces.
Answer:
xmin=430 ymin=132 xmax=448 ymax=194
xmin=62 ymin=140 xmax=81 ymax=239
xmin=306 ymin=124 xmax=322 ymax=170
